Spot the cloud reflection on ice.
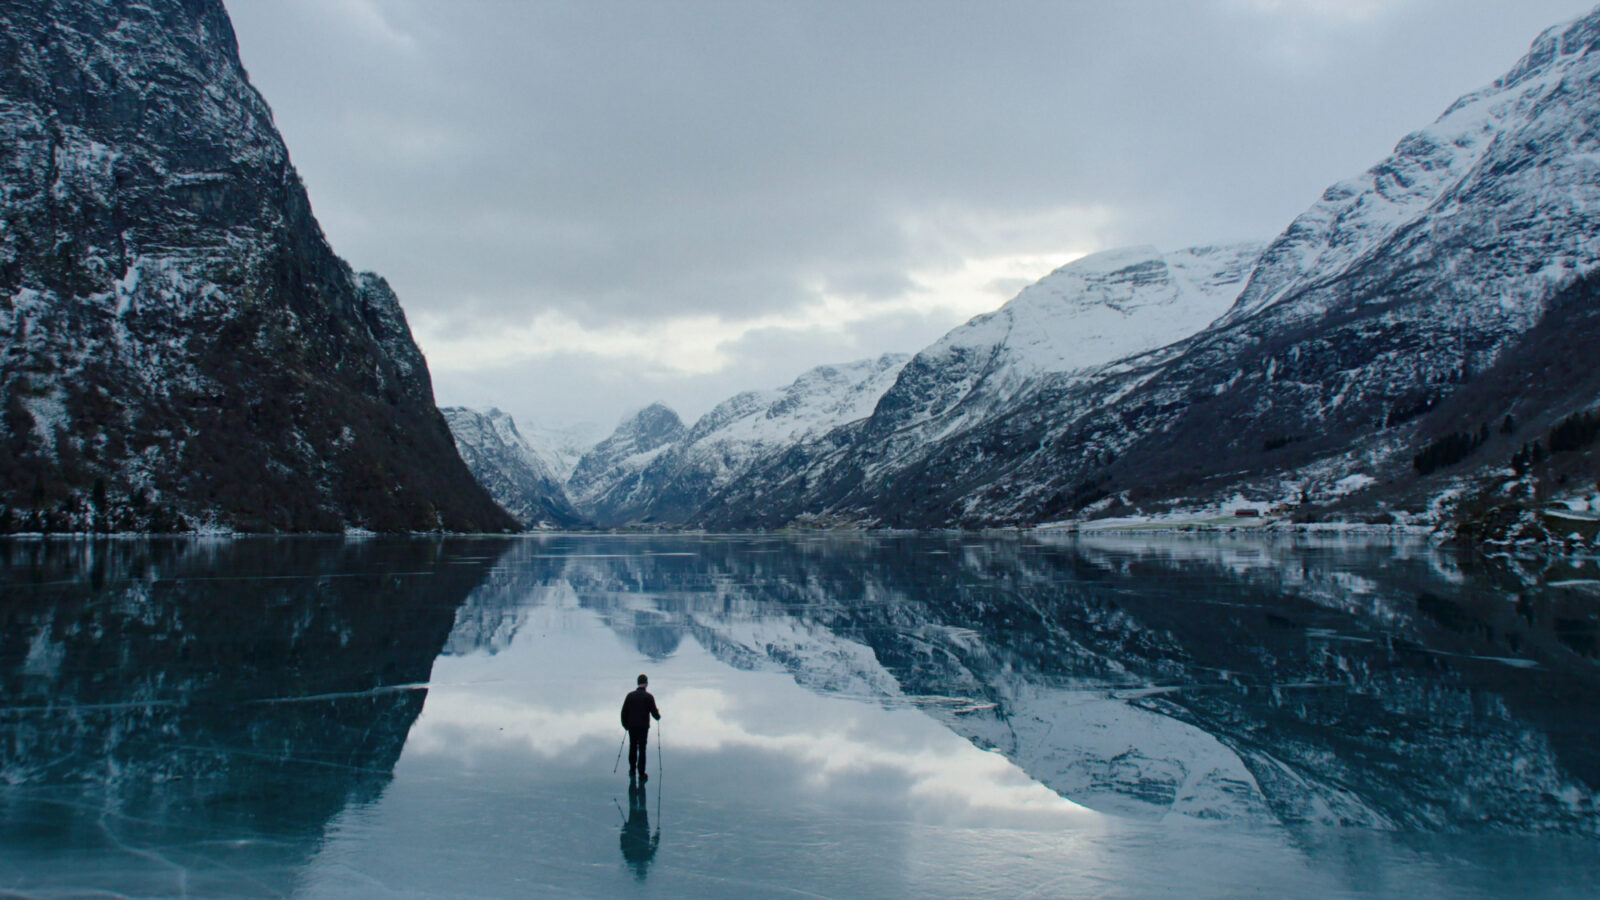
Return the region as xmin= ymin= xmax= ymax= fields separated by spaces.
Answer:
xmin=6 ymin=535 xmax=1599 ymax=898
xmin=407 ymin=605 xmax=1097 ymax=831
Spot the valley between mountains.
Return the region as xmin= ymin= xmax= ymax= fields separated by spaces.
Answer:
xmin=1 ymin=0 xmax=1598 ymax=546
xmin=449 ymin=9 xmax=1600 ymax=547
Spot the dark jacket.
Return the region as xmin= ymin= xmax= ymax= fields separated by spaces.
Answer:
xmin=621 ymin=686 xmax=660 ymax=733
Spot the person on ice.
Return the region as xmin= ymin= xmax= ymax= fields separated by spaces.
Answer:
xmin=620 ymin=673 xmax=661 ymax=781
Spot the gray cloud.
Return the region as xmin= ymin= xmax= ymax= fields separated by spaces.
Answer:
xmin=226 ymin=0 xmax=1598 ymax=426
xmin=431 ymin=303 xmax=962 ymax=435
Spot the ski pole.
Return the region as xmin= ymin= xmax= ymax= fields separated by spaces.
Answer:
xmin=613 ymin=733 xmax=626 ymax=773
xmin=656 ymin=721 xmax=663 ymax=830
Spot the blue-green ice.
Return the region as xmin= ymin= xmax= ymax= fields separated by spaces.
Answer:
xmin=2 ymin=534 xmax=1597 ymax=898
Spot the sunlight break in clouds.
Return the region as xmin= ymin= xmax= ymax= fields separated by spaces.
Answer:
xmin=407 ymin=661 xmax=1096 ymax=826
xmin=413 ymin=205 xmax=1110 ymax=379
xmin=413 ymin=249 xmax=1084 ymax=377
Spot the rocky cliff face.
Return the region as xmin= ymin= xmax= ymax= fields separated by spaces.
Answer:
xmin=697 ymin=10 xmax=1600 ymax=531
xmin=565 ymin=403 xmax=686 ymax=526
xmin=442 ymin=407 xmax=585 ymax=529
xmin=0 ymin=0 xmax=514 ymax=533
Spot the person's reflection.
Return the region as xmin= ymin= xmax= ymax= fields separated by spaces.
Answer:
xmin=619 ymin=781 xmax=660 ymax=879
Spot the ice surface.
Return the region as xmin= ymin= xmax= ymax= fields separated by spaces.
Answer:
xmin=1 ymin=535 xmax=1597 ymax=898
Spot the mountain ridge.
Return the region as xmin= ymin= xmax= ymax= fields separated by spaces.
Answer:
xmin=562 ymin=354 xmax=910 ymax=526
xmin=441 ymin=406 xmax=585 ymax=529
xmin=690 ymin=8 xmax=1600 ymax=538
xmin=0 ymin=0 xmax=514 ymax=533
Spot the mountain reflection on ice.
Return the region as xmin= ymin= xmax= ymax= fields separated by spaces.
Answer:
xmin=1 ymin=534 xmax=1598 ymax=898
xmin=0 ymin=538 xmax=500 ymax=897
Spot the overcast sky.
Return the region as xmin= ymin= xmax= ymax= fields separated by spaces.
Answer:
xmin=225 ymin=0 xmax=1597 ymax=435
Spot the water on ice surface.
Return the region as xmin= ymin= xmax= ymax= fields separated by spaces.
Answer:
xmin=1 ymin=534 xmax=1598 ymax=898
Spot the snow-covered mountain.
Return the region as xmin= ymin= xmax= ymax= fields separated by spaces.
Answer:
xmin=565 ymin=355 xmax=910 ymax=526
xmin=442 ymin=407 xmax=585 ymax=529
xmin=698 ymin=8 xmax=1600 ymax=533
xmin=1220 ymin=14 xmax=1600 ymax=332
xmin=521 ymin=421 xmax=605 ymax=483
xmin=565 ymin=403 xmax=687 ymax=524
xmin=563 ymin=244 xmax=1263 ymax=529
xmin=0 ymin=0 xmax=512 ymax=533
xmin=851 ymin=243 xmax=1262 ymax=469
xmin=693 ymin=243 xmax=1263 ymax=528
xmin=573 ymin=354 xmax=911 ymax=526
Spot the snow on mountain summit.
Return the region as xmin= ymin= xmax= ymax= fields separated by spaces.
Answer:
xmin=441 ymin=407 xmax=584 ymax=529
xmin=569 ymin=355 xmax=910 ymax=526
xmin=565 ymin=403 xmax=688 ymax=518
xmin=686 ymin=353 xmax=911 ymax=448
xmin=987 ymin=242 xmax=1264 ymax=377
xmin=685 ymin=243 xmax=1265 ymax=529
xmin=1223 ymin=6 xmax=1600 ymax=329
xmin=869 ymin=242 xmax=1264 ymax=440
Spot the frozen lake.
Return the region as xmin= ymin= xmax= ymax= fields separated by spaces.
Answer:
xmin=2 ymin=534 xmax=1599 ymax=898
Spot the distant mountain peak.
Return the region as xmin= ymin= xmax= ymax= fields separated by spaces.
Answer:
xmin=564 ymin=403 xmax=688 ymax=516
xmin=566 ymin=355 xmax=911 ymax=526
xmin=620 ymin=402 xmax=682 ymax=430
xmin=442 ymin=407 xmax=585 ymax=530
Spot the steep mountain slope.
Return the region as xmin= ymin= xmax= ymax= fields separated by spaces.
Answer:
xmin=0 ymin=0 xmax=513 ymax=533
xmin=700 ymin=9 xmax=1600 ymax=531
xmin=597 ymin=354 xmax=911 ymax=526
xmin=697 ymin=243 xmax=1263 ymax=526
xmin=442 ymin=407 xmax=585 ymax=529
xmin=520 ymin=420 xmax=604 ymax=483
xmin=570 ymin=243 xmax=1258 ymax=529
xmin=869 ymin=243 xmax=1263 ymax=445
xmin=565 ymin=403 xmax=686 ymax=525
